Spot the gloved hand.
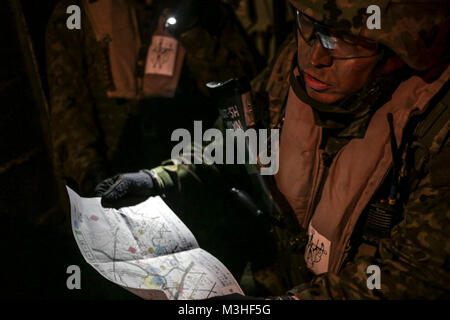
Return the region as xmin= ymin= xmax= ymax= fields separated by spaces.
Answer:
xmin=95 ymin=170 xmax=161 ymax=209
xmin=165 ymin=0 xmax=222 ymax=38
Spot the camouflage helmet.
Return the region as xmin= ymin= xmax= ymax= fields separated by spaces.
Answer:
xmin=289 ymin=0 xmax=449 ymax=71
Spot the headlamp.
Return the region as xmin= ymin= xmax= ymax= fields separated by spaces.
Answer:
xmin=165 ymin=16 xmax=177 ymax=28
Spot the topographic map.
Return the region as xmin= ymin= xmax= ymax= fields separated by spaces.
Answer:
xmin=67 ymin=187 xmax=243 ymax=300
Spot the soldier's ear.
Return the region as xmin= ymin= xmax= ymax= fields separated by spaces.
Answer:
xmin=382 ymin=54 xmax=405 ymax=75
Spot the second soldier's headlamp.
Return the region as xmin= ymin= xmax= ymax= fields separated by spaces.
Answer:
xmin=165 ymin=16 xmax=177 ymax=28
xmin=165 ymin=15 xmax=178 ymax=35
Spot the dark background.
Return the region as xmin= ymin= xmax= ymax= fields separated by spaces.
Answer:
xmin=0 ymin=0 xmax=293 ymax=300
xmin=0 ymin=0 xmax=140 ymax=300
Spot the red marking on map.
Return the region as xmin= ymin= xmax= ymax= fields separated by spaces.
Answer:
xmin=90 ymin=215 xmax=99 ymax=221
xmin=128 ymin=247 xmax=136 ymax=253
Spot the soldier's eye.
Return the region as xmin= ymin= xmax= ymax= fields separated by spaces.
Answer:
xmin=339 ymin=33 xmax=378 ymax=51
xmin=339 ymin=33 xmax=359 ymax=46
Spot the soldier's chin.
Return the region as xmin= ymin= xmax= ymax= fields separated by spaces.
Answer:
xmin=305 ymin=86 xmax=346 ymax=105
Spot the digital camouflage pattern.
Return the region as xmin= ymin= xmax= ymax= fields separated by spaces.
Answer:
xmin=149 ymin=19 xmax=450 ymax=298
xmin=56 ymin=0 xmax=449 ymax=299
xmin=46 ymin=0 xmax=262 ymax=193
xmin=290 ymin=136 xmax=450 ymax=299
xmin=288 ymin=0 xmax=450 ymax=71
xmin=47 ymin=0 xmax=129 ymax=193
xmin=256 ymin=5 xmax=450 ymax=297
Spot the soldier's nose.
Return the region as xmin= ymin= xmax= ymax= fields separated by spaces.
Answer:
xmin=310 ymin=41 xmax=333 ymax=68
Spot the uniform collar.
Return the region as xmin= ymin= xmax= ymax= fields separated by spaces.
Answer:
xmin=289 ymin=64 xmax=411 ymax=138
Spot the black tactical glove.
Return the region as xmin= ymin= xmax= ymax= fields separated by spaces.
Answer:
xmin=95 ymin=170 xmax=161 ymax=209
xmin=165 ymin=0 xmax=222 ymax=38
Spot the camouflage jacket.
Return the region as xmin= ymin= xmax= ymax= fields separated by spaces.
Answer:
xmin=46 ymin=0 xmax=262 ymax=193
xmin=151 ymin=37 xmax=450 ymax=299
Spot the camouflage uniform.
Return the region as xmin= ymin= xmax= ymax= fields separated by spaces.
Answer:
xmin=233 ymin=0 xmax=295 ymax=61
xmin=146 ymin=0 xmax=450 ymax=299
xmin=46 ymin=0 xmax=263 ymax=194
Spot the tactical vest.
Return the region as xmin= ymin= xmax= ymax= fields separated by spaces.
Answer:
xmin=261 ymin=38 xmax=450 ymax=275
xmin=83 ymin=0 xmax=185 ymax=99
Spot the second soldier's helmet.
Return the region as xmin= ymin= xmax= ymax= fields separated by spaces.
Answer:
xmin=289 ymin=0 xmax=449 ymax=71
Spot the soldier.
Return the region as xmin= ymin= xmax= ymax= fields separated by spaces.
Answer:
xmin=46 ymin=0 xmax=263 ymax=196
xmin=95 ymin=0 xmax=449 ymax=299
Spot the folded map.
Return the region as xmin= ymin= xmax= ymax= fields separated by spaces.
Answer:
xmin=67 ymin=186 xmax=244 ymax=300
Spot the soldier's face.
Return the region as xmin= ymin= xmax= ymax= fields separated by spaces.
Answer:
xmin=296 ymin=30 xmax=380 ymax=104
